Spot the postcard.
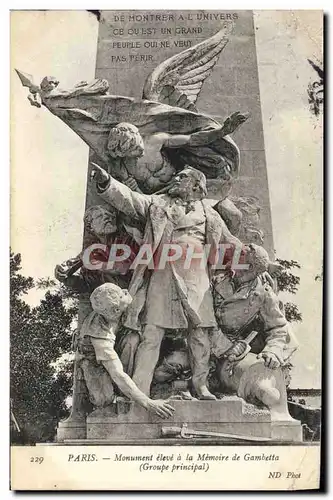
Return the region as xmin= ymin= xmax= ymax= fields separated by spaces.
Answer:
xmin=10 ymin=10 xmax=323 ymax=490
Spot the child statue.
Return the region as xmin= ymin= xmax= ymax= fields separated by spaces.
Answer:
xmin=78 ymin=282 xmax=174 ymax=419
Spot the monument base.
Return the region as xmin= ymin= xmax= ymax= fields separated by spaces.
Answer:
xmin=57 ymin=397 xmax=302 ymax=443
xmin=57 ymin=417 xmax=87 ymax=442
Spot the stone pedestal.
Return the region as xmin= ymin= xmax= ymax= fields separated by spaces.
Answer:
xmin=58 ymin=397 xmax=302 ymax=443
xmin=57 ymin=416 xmax=87 ymax=442
xmin=57 ymin=358 xmax=91 ymax=442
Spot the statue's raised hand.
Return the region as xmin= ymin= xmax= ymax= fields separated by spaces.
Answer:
xmin=90 ymin=162 xmax=109 ymax=184
xmin=54 ymin=256 xmax=82 ymax=282
xmin=54 ymin=264 xmax=68 ymax=282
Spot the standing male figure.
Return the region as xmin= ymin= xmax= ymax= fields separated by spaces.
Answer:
xmin=91 ymin=163 xmax=242 ymax=400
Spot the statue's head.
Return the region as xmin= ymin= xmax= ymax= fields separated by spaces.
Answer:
xmin=168 ymin=166 xmax=207 ymax=201
xmin=231 ymin=243 xmax=282 ymax=288
xmin=243 ymin=243 xmax=270 ymax=275
xmin=84 ymin=205 xmax=117 ymax=238
xmin=90 ymin=283 xmax=132 ymax=321
xmin=40 ymin=76 xmax=59 ymax=93
xmin=107 ymin=122 xmax=144 ymax=159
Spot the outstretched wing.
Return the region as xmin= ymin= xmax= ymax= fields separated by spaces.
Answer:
xmin=142 ymin=24 xmax=233 ymax=111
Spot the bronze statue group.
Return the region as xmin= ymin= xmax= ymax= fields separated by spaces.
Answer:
xmin=18 ymin=25 xmax=298 ymax=421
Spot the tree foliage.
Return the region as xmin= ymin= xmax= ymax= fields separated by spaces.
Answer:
xmin=275 ymin=258 xmax=302 ymax=323
xmin=10 ymin=251 xmax=78 ymax=443
xmin=284 ymin=302 xmax=302 ymax=324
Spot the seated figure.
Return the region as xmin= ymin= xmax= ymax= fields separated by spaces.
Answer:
xmin=212 ymin=244 xmax=298 ymax=419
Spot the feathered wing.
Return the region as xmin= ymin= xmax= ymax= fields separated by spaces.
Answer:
xmin=142 ymin=23 xmax=233 ymax=111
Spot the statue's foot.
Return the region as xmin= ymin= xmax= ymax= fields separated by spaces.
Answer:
xmin=180 ymin=390 xmax=197 ymax=401
xmin=168 ymin=391 xmax=197 ymax=401
xmin=196 ymin=386 xmax=217 ymax=401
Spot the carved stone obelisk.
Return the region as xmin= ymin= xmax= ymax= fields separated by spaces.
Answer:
xmin=87 ymin=9 xmax=274 ymax=254
xmin=54 ymin=11 xmax=302 ymax=443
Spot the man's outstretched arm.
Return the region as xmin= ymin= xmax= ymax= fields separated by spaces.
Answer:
xmin=91 ymin=163 xmax=152 ymax=222
xmin=100 ymin=356 xmax=175 ymax=419
xmin=163 ymin=112 xmax=249 ymax=148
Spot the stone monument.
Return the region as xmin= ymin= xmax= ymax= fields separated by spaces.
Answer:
xmin=17 ymin=10 xmax=302 ymax=444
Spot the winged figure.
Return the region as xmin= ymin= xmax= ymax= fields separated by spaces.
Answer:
xmin=16 ymin=24 xmax=248 ymax=194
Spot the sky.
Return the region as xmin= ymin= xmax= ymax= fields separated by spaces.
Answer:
xmin=10 ymin=10 xmax=323 ymax=389
xmin=254 ymin=11 xmax=323 ymax=389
